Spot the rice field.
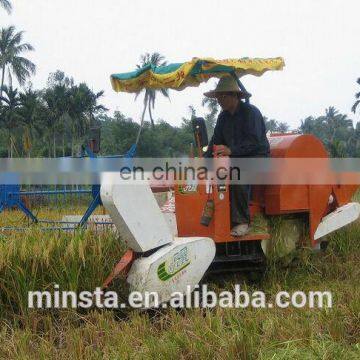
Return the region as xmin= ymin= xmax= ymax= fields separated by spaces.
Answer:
xmin=0 ymin=204 xmax=359 ymax=359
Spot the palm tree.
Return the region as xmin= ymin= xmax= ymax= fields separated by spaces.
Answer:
xmin=277 ymin=122 xmax=289 ymax=133
xmin=134 ymin=52 xmax=170 ymax=143
xmin=299 ymin=116 xmax=315 ymax=134
xmin=324 ymin=106 xmax=353 ymax=143
xmin=202 ymin=96 xmax=219 ymax=136
xmin=41 ymin=84 xmax=69 ymax=157
xmin=202 ymin=96 xmax=219 ymax=116
xmin=18 ymin=87 xmax=42 ymax=157
xmin=0 ymin=26 xmax=36 ymax=99
xmin=328 ymin=139 xmax=346 ymax=158
xmin=299 ymin=115 xmax=328 ymax=141
xmin=45 ymin=71 xmax=74 ymax=156
xmin=0 ymin=85 xmax=22 ymax=157
xmin=352 ymin=78 xmax=360 ymax=114
xmin=75 ymin=83 xmax=107 ymax=124
xmin=42 ymin=71 xmax=107 ymax=157
xmin=264 ymin=118 xmax=279 ymax=133
xmin=0 ymin=0 xmax=12 ymax=13
xmin=68 ymin=83 xmax=107 ymax=155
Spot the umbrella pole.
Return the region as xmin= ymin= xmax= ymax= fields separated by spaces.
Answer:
xmin=230 ymin=72 xmax=251 ymax=104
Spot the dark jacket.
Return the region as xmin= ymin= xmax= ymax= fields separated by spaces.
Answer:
xmin=205 ymin=101 xmax=270 ymax=158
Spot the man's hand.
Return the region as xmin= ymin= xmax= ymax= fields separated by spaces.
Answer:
xmin=213 ymin=145 xmax=231 ymax=157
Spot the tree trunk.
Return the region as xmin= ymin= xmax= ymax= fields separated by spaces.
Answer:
xmin=48 ymin=135 xmax=52 ymax=158
xmin=8 ymin=131 xmax=11 ymax=158
xmin=0 ymin=65 xmax=5 ymax=101
xmin=71 ymin=135 xmax=74 ymax=157
xmin=148 ymin=104 xmax=154 ymax=128
xmin=53 ymin=130 xmax=56 ymax=158
xmin=62 ymin=133 xmax=65 ymax=157
xmin=135 ymin=101 xmax=148 ymax=146
xmin=7 ymin=130 xmax=10 ymax=157
xmin=10 ymin=136 xmax=13 ymax=158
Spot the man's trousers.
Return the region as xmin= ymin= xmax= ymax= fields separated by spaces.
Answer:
xmin=229 ymin=184 xmax=251 ymax=225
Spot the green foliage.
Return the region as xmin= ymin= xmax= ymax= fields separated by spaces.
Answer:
xmin=0 ymin=70 xmax=107 ymax=157
xmin=1 ymin=82 xmax=360 ymax=158
xmin=99 ymin=112 xmax=194 ymax=157
xmin=0 ymin=71 xmax=198 ymax=158
xmin=299 ymin=106 xmax=358 ymax=157
xmin=0 ymin=85 xmax=22 ymax=156
xmin=264 ymin=117 xmax=290 ymax=134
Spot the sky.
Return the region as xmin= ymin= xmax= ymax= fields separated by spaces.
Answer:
xmin=3 ymin=0 xmax=360 ymax=129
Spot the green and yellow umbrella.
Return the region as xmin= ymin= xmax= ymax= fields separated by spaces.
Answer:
xmin=110 ymin=57 xmax=285 ymax=93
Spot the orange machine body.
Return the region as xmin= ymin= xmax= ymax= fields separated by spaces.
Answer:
xmin=175 ymin=134 xmax=358 ymax=246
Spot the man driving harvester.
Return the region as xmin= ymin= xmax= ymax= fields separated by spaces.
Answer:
xmin=204 ymin=76 xmax=270 ymax=236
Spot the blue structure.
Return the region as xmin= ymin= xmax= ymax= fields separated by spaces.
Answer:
xmin=77 ymin=143 xmax=136 ymax=227
xmin=0 ymin=184 xmax=38 ymax=222
xmin=0 ymin=143 xmax=137 ymax=227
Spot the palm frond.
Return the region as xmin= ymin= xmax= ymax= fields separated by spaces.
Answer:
xmin=95 ymin=90 xmax=104 ymax=99
xmin=143 ymin=90 xmax=149 ymax=107
xmin=160 ymin=88 xmax=170 ymax=99
xmin=0 ymin=95 xmax=9 ymax=104
xmin=351 ymin=100 xmax=360 ymax=114
xmin=8 ymin=30 xmax=25 ymax=48
xmin=10 ymin=56 xmax=36 ymax=85
xmin=0 ymin=0 xmax=12 ymax=14
xmin=352 ymin=78 xmax=360 ymax=113
xmin=150 ymin=94 xmax=155 ymax=109
xmin=12 ymin=42 xmax=35 ymax=55
xmin=134 ymin=89 xmax=143 ymax=101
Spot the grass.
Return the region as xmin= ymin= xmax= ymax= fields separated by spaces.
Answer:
xmin=0 ymin=227 xmax=124 ymax=322
xmin=0 ymin=207 xmax=359 ymax=359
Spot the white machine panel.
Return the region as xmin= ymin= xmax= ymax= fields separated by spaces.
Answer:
xmin=127 ymin=237 xmax=216 ymax=306
xmin=314 ymin=202 xmax=360 ymax=240
xmin=100 ymin=176 xmax=173 ymax=252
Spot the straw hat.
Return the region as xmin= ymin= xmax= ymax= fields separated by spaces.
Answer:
xmin=203 ymin=76 xmax=247 ymax=98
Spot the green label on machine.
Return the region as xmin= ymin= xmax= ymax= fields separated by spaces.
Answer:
xmin=157 ymin=247 xmax=190 ymax=281
xmin=178 ymin=184 xmax=198 ymax=194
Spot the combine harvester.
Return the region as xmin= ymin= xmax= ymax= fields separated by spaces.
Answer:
xmin=100 ymin=57 xmax=360 ymax=305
